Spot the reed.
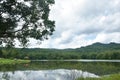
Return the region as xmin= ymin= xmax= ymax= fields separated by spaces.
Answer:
xmin=76 ymin=73 xmax=120 ymax=80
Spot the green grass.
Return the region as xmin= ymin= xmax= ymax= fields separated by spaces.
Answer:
xmin=76 ymin=73 xmax=120 ymax=80
xmin=0 ymin=58 xmax=30 ymax=65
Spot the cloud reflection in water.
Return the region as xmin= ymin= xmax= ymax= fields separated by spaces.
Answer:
xmin=0 ymin=69 xmax=99 ymax=80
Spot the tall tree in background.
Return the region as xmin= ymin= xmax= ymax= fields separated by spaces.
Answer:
xmin=0 ymin=0 xmax=55 ymax=47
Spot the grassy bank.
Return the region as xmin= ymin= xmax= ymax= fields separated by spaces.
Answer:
xmin=0 ymin=58 xmax=30 ymax=65
xmin=76 ymin=73 xmax=120 ymax=80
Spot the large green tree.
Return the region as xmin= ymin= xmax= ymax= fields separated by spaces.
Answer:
xmin=0 ymin=0 xmax=55 ymax=47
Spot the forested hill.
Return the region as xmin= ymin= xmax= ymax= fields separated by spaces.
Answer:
xmin=75 ymin=42 xmax=120 ymax=53
xmin=0 ymin=42 xmax=120 ymax=60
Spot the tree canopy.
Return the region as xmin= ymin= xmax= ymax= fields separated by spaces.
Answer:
xmin=0 ymin=0 xmax=55 ymax=47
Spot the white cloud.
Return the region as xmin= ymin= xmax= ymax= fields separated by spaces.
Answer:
xmin=94 ymin=32 xmax=120 ymax=43
xmin=27 ymin=0 xmax=120 ymax=49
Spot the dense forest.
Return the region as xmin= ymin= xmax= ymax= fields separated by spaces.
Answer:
xmin=0 ymin=42 xmax=120 ymax=60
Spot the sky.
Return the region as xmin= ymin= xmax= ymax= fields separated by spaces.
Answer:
xmin=29 ymin=0 xmax=120 ymax=49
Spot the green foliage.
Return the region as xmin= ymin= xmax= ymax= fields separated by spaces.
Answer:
xmin=76 ymin=73 xmax=120 ymax=80
xmin=0 ymin=58 xmax=30 ymax=65
xmin=0 ymin=42 xmax=120 ymax=60
xmin=0 ymin=0 xmax=55 ymax=47
xmin=0 ymin=48 xmax=19 ymax=59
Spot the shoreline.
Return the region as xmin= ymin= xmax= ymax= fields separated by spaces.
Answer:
xmin=31 ymin=59 xmax=120 ymax=62
xmin=0 ymin=58 xmax=30 ymax=65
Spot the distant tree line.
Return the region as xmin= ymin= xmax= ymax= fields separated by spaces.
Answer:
xmin=0 ymin=43 xmax=120 ymax=60
xmin=0 ymin=48 xmax=120 ymax=60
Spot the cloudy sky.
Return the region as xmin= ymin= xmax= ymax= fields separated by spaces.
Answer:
xmin=29 ymin=0 xmax=120 ymax=49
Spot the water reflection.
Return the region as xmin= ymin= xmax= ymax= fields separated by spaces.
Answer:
xmin=0 ymin=61 xmax=120 ymax=76
xmin=0 ymin=69 xmax=99 ymax=80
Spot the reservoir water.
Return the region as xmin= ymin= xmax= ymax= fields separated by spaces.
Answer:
xmin=0 ymin=60 xmax=120 ymax=80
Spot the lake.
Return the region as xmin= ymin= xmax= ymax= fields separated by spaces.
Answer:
xmin=0 ymin=60 xmax=120 ymax=80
